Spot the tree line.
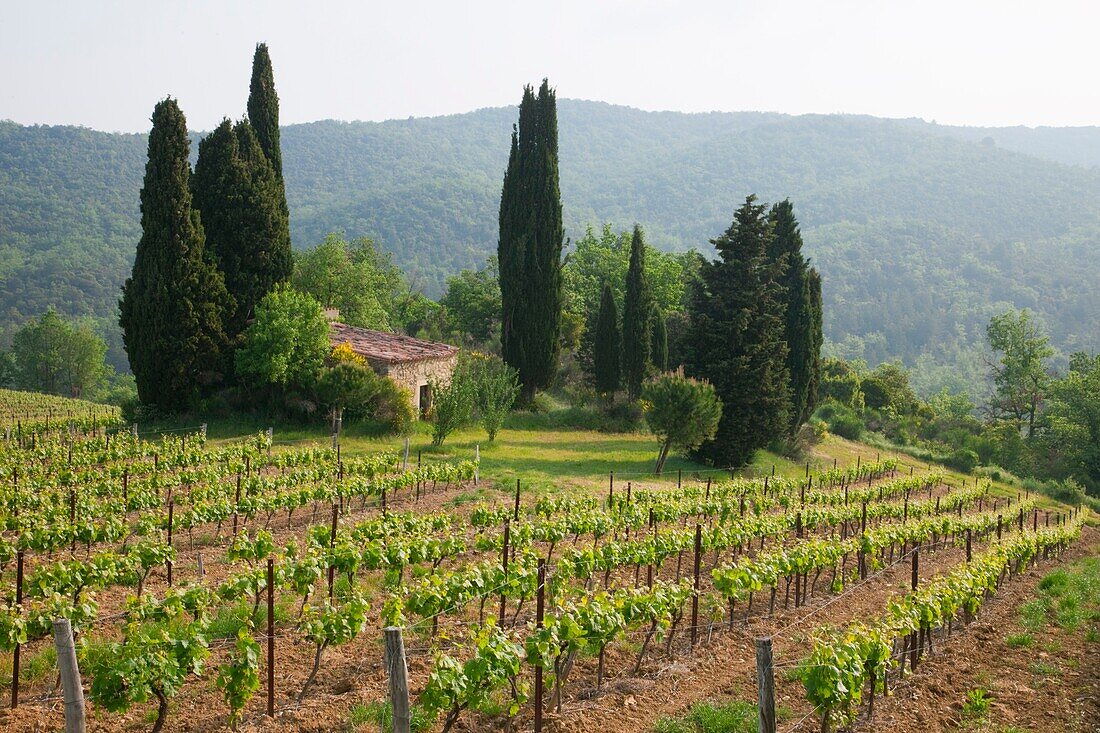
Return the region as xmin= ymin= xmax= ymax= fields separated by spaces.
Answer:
xmin=493 ymin=79 xmax=823 ymax=468
xmin=118 ymin=44 xmax=292 ymax=413
xmin=814 ymin=308 xmax=1099 ymax=503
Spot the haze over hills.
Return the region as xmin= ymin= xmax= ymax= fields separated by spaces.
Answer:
xmin=2 ymin=100 xmax=1100 ymax=393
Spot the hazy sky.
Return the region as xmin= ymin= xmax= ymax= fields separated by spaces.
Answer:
xmin=3 ymin=0 xmax=1096 ymax=133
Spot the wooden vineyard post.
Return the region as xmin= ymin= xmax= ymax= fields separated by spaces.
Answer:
xmin=910 ymin=548 xmax=919 ymax=672
xmin=499 ymin=520 xmax=510 ymax=625
xmin=384 ymin=627 xmax=411 ymax=733
xmin=328 ymin=504 xmax=338 ymax=599
xmin=966 ymin=530 xmax=972 ymax=562
xmin=514 ymin=478 xmax=521 ymax=521
xmin=11 ymin=550 xmax=23 ymax=708
xmin=997 ymin=515 xmax=1003 ymax=540
xmin=267 ymin=558 xmax=275 ymax=718
xmin=474 ymin=444 xmax=479 ymax=485
xmin=69 ymin=488 xmax=77 ymax=553
xmin=609 ymin=471 xmax=614 ymax=508
xmin=233 ymin=473 xmax=242 ymax=535
xmin=534 ymin=559 xmax=546 ymax=733
xmin=166 ymin=500 xmax=174 ymax=586
xmin=755 ymin=637 xmax=776 ymax=733
xmin=677 ymin=468 xmax=682 ymax=488
xmin=691 ymin=523 xmax=702 ymax=647
xmin=859 ymin=501 xmax=868 ymax=579
xmin=647 ymin=509 xmax=656 ymax=588
xmin=53 ymin=618 xmax=86 ymax=733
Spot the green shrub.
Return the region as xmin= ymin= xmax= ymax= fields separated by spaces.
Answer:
xmin=1038 ymin=478 xmax=1088 ymax=507
xmin=829 ymin=413 xmax=864 ymax=440
xmin=369 ymin=379 xmax=415 ymax=435
xmin=943 ymin=448 xmax=979 ymax=473
xmin=528 ymin=392 xmax=558 ymax=414
xmin=813 ymin=401 xmax=864 ymax=439
xmin=974 ymin=464 xmax=1019 ymax=484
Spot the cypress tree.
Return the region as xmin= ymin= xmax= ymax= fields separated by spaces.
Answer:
xmin=119 ymin=98 xmax=232 ymax=412
xmin=622 ymin=225 xmax=652 ymax=399
xmin=498 ymin=79 xmax=563 ymax=403
xmin=767 ymin=200 xmax=818 ymax=432
xmin=650 ymin=307 xmax=668 ymax=372
xmin=592 ymin=282 xmax=621 ymax=396
xmin=193 ymin=119 xmax=292 ymax=336
xmin=806 ymin=268 xmax=823 ymax=414
xmin=247 ymin=43 xmax=283 ymax=179
xmin=687 ymin=195 xmax=789 ymax=467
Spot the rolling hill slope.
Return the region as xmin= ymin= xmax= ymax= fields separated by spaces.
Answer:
xmin=2 ymin=102 xmax=1099 ymax=390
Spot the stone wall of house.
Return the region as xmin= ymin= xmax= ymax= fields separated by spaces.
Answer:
xmin=367 ymin=354 xmax=458 ymax=413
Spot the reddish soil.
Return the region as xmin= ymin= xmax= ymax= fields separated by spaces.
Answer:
xmin=0 ymin=472 xmax=1091 ymax=733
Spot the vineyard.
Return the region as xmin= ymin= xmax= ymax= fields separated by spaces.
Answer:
xmin=0 ymin=411 xmax=1092 ymax=733
xmin=0 ymin=388 xmax=122 ymax=436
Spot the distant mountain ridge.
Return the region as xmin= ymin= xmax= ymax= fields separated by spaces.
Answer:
xmin=2 ymin=100 xmax=1099 ymax=393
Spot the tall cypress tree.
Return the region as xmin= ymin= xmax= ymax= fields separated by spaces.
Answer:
xmin=247 ymin=43 xmax=283 ymax=179
xmin=193 ymin=119 xmax=292 ymax=336
xmin=687 ymin=195 xmax=789 ymax=467
xmin=119 ymin=98 xmax=232 ymax=412
xmin=650 ymin=307 xmax=668 ymax=372
xmin=767 ymin=200 xmax=818 ymax=432
xmin=622 ymin=225 xmax=652 ymax=399
xmin=593 ymin=282 xmax=621 ymax=397
xmin=806 ymin=268 xmax=823 ymax=414
xmin=498 ymin=79 xmax=563 ymax=403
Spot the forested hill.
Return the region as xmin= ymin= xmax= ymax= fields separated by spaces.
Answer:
xmin=3 ymin=102 xmax=1100 ymax=390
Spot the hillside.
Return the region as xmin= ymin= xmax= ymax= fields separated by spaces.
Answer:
xmin=3 ymin=102 xmax=1100 ymax=388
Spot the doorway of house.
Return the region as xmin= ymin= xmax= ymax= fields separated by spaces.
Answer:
xmin=419 ymin=383 xmax=431 ymax=418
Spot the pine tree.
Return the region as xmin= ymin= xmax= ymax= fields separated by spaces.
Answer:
xmin=767 ymin=200 xmax=819 ymax=432
xmin=622 ymin=225 xmax=652 ymax=399
xmin=498 ymin=80 xmax=564 ymax=403
xmin=687 ymin=195 xmax=789 ymax=467
xmin=193 ymin=119 xmax=292 ymax=336
xmin=650 ymin=307 xmax=668 ymax=372
xmin=592 ymin=282 xmax=620 ymax=396
xmin=247 ymin=43 xmax=283 ymax=179
xmin=119 ymin=98 xmax=232 ymax=412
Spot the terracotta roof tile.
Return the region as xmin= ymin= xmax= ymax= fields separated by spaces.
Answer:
xmin=329 ymin=322 xmax=458 ymax=364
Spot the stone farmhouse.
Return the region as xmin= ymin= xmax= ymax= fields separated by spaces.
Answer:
xmin=328 ymin=320 xmax=458 ymax=416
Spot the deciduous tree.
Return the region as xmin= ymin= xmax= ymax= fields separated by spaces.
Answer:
xmin=235 ymin=287 xmax=329 ymax=391
xmin=642 ymin=369 xmax=722 ymax=474
xmin=986 ymin=309 xmax=1053 ymax=438
xmin=10 ymin=309 xmax=107 ymax=397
